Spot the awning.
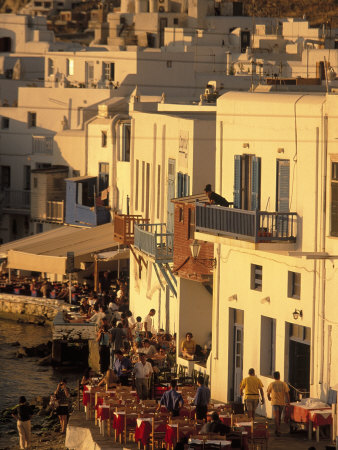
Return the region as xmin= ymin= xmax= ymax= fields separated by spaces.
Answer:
xmin=96 ymin=249 xmax=130 ymax=261
xmin=0 ymin=223 xmax=120 ymax=274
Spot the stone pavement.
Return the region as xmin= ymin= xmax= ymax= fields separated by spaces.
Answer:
xmin=65 ymin=410 xmax=335 ymax=450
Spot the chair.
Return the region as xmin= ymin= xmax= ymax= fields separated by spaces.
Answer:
xmin=230 ymin=413 xmax=250 ymax=427
xmin=248 ymin=421 xmax=269 ymax=449
xmin=225 ymin=430 xmax=243 ymax=449
xmin=149 ymin=417 xmax=167 ymax=450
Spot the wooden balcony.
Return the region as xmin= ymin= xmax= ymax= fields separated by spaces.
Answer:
xmin=195 ymin=203 xmax=297 ymax=243
xmin=46 ymin=201 xmax=64 ymax=223
xmin=134 ymin=223 xmax=174 ymax=262
xmin=113 ymin=213 xmax=149 ymax=245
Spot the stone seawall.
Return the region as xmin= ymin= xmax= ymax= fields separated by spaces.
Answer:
xmin=0 ymin=294 xmax=69 ymax=325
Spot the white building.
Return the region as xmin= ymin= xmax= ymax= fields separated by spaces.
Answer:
xmin=189 ymin=91 xmax=338 ymax=415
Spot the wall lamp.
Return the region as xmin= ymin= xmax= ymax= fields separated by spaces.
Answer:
xmin=242 ymin=142 xmax=250 ymax=148
xmin=228 ymin=294 xmax=237 ymax=302
xmin=190 ymin=239 xmax=217 ymax=269
xmin=293 ymin=309 xmax=303 ymax=320
xmin=277 ymin=147 xmax=284 ymax=153
xmin=261 ymin=296 xmax=270 ymax=304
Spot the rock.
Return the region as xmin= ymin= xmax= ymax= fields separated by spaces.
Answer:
xmin=15 ymin=347 xmax=27 ymax=357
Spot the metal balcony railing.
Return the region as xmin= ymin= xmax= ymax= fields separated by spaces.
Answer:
xmin=134 ymin=223 xmax=174 ymax=262
xmin=3 ymin=190 xmax=30 ymax=210
xmin=195 ymin=203 xmax=297 ymax=243
xmin=114 ymin=214 xmax=150 ymax=245
xmin=46 ymin=201 xmax=64 ymax=223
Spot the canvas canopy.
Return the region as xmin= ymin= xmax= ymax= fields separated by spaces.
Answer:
xmin=0 ymin=223 xmax=119 ymax=275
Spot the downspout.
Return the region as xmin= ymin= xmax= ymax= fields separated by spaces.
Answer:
xmin=319 ymin=111 xmax=328 ymax=385
xmin=214 ymin=243 xmax=221 ymax=360
xmin=110 ymin=114 xmax=129 ymax=212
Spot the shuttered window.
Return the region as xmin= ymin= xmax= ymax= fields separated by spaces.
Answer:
xmin=233 ymin=155 xmax=242 ymax=208
xmin=251 ymin=156 xmax=261 ymax=211
xmin=331 ymin=162 xmax=338 ymax=236
xmin=276 ymin=159 xmax=290 ymax=212
xmin=177 ymin=172 xmax=190 ymax=198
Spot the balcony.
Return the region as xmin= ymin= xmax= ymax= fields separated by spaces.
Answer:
xmin=3 ymin=190 xmax=30 ymax=211
xmin=134 ymin=223 xmax=174 ymax=262
xmin=113 ymin=213 xmax=149 ymax=245
xmin=195 ymin=203 xmax=297 ymax=243
xmin=46 ymin=201 xmax=64 ymax=223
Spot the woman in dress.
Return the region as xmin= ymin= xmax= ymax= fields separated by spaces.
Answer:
xmin=54 ymin=379 xmax=70 ymax=433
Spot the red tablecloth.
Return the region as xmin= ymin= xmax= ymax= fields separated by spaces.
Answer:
xmin=309 ymin=410 xmax=332 ymax=428
xmin=165 ymin=424 xmax=196 ymax=446
xmin=97 ymin=405 xmax=110 ymax=421
xmin=291 ymin=405 xmax=331 ymax=424
xmin=112 ymin=413 xmax=125 ymax=436
xmin=135 ymin=421 xmax=167 ymax=445
xmin=179 ymin=407 xmax=196 ymax=418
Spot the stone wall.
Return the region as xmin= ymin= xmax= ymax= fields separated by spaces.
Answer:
xmin=0 ymin=293 xmax=68 ymax=325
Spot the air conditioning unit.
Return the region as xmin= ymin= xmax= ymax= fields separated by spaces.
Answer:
xmin=158 ymin=0 xmax=170 ymax=13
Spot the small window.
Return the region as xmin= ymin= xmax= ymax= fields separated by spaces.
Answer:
xmin=121 ymin=123 xmax=130 ymax=161
xmin=1 ymin=117 xmax=9 ymax=129
xmin=188 ymin=208 xmax=195 ymax=240
xmin=23 ymin=166 xmax=31 ymax=190
xmin=179 ymin=207 xmax=183 ymax=223
xmin=47 ymin=58 xmax=54 ymax=76
xmin=166 ymin=60 xmax=172 ymax=68
xmin=33 ymin=177 xmax=38 ymax=188
xmin=251 ymin=264 xmax=262 ymax=291
xmin=173 ymin=18 xmax=178 ymax=25
xmin=72 ymin=169 xmax=80 ymax=177
xmin=288 ymin=271 xmax=301 ymax=299
xmin=66 ymin=58 xmax=74 ymax=76
xmin=103 ymin=62 xmax=114 ymax=81
xmin=28 ymin=112 xmax=36 ymax=128
xmin=0 ymin=166 xmax=10 ymax=189
xmin=101 ymin=130 xmax=107 ymax=148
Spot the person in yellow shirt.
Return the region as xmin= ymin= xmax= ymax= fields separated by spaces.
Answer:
xmin=181 ymin=332 xmax=196 ymax=360
xmin=267 ymin=371 xmax=290 ymax=436
xmin=240 ymin=368 xmax=264 ymax=419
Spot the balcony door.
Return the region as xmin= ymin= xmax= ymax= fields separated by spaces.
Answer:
xmin=234 ymin=154 xmax=261 ymax=210
xmin=85 ymin=62 xmax=94 ymax=86
xmin=167 ymin=159 xmax=175 ymax=249
xmin=276 ymin=159 xmax=290 ymax=236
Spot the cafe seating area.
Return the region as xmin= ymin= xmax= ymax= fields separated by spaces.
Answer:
xmin=80 ymin=381 xmax=269 ymax=449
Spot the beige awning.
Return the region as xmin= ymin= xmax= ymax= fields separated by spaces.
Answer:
xmin=0 ymin=223 xmax=119 ymax=274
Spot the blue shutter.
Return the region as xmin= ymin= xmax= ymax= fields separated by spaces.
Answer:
xmin=233 ymin=155 xmax=242 ymax=208
xmin=251 ymin=156 xmax=261 ymax=211
xmin=184 ymin=174 xmax=190 ymax=196
xmin=277 ymin=160 xmax=290 ymax=212
xmin=177 ymin=172 xmax=183 ymax=197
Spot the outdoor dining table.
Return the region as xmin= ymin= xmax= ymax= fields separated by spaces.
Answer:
xmin=290 ymin=402 xmax=332 ymax=441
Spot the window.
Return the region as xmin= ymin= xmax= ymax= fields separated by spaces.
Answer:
xmin=121 ymin=123 xmax=131 ymax=161
xmin=166 ymin=60 xmax=172 ymax=68
xmin=141 ymin=161 xmax=145 ymax=212
xmin=0 ymin=166 xmax=10 ymax=189
xmin=234 ymin=154 xmax=261 ymax=210
xmin=179 ymin=206 xmax=183 ymax=223
xmin=173 ymin=18 xmax=178 ymax=25
xmin=288 ymin=271 xmax=301 ymax=299
xmin=66 ymin=58 xmax=74 ymax=76
xmin=1 ymin=117 xmax=9 ymax=129
xmin=47 ymin=58 xmax=54 ymax=76
xmin=250 ymin=264 xmax=262 ymax=291
xmin=260 ymin=316 xmax=276 ymax=377
xmin=28 ymin=112 xmax=36 ymax=128
xmin=33 ymin=177 xmax=38 ymax=188
xmin=103 ymin=62 xmax=115 ymax=81
xmin=135 ymin=159 xmax=139 ymax=211
xmin=32 ymin=136 xmax=53 ymax=154
xmin=72 ymin=169 xmax=80 ymax=177
xmin=331 ymin=161 xmax=338 ymax=236
xmin=35 ymin=163 xmax=51 ymax=169
xmin=177 ymin=172 xmax=190 ymax=197
xmin=98 ymin=162 xmax=109 ymax=193
xmin=101 ymin=130 xmax=107 ymax=148
xmin=23 ymin=166 xmax=31 ymax=190
xmin=188 ymin=208 xmax=195 ymax=240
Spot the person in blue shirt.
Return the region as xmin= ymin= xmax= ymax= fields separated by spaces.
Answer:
xmin=192 ymin=376 xmax=210 ymax=420
xmin=113 ymin=350 xmax=133 ymax=386
xmin=157 ymin=380 xmax=183 ymax=416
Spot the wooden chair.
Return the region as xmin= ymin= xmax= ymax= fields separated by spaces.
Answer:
xmin=231 ymin=413 xmax=250 ymax=427
xmin=248 ymin=421 xmax=269 ymax=449
xmin=141 ymin=399 xmax=158 ymax=407
xmin=149 ymin=416 xmax=167 ymax=450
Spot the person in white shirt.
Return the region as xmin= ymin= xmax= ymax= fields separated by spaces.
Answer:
xmin=143 ymin=309 xmax=156 ymax=338
xmin=88 ymin=305 xmax=106 ymax=326
xmin=127 ymin=311 xmax=136 ymax=336
xmin=133 ymin=353 xmax=153 ymax=399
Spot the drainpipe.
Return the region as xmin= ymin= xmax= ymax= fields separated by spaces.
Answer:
xmin=319 ymin=112 xmax=328 ymax=386
xmin=110 ymin=114 xmax=129 ymax=212
xmin=214 ymin=243 xmax=221 ymax=360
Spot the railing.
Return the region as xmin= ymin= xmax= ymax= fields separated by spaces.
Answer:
xmin=3 ymin=190 xmax=30 ymax=210
xmin=114 ymin=213 xmax=150 ymax=245
xmin=195 ymin=203 xmax=297 ymax=243
xmin=46 ymin=201 xmax=64 ymax=223
xmin=134 ymin=223 xmax=174 ymax=262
